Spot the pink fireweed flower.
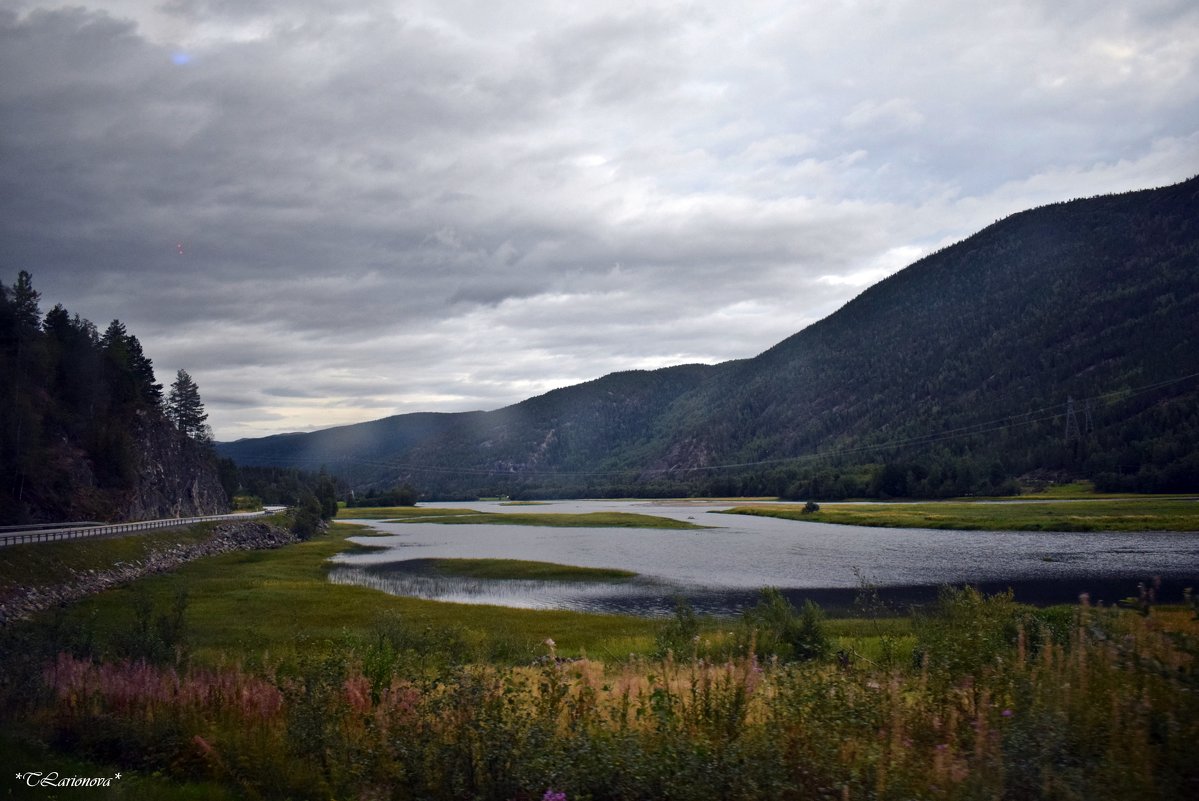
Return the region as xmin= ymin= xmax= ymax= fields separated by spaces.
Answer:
xmin=543 ymin=790 xmax=566 ymax=801
xmin=1001 ymin=709 xmax=1013 ymax=717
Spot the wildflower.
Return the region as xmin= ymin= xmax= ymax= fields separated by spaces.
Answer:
xmin=544 ymin=638 xmax=556 ymax=649
xmin=1001 ymin=709 xmax=1013 ymax=718
xmin=543 ymin=790 xmax=567 ymax=801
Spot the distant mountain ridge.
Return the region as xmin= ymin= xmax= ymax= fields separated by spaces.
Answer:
xmin=219 ymin=176 xmax=1199 ymax=499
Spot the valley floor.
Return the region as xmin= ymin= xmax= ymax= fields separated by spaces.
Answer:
xmin=1 ymin=513 xmax=1196 ymax=799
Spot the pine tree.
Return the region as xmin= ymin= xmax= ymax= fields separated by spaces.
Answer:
xmin=167 ymin=369 xmax=209 ymax=441
xmin=11 ymin=270 xmax=41 ymax=330
xmin=100 ymin=320 xmax=162 ymax=407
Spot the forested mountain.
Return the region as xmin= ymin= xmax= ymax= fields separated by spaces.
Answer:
xmin=0 ymin=274 xmax=228 ymax=523
xmin=219 ymin=176 xmax=1199 ymax=500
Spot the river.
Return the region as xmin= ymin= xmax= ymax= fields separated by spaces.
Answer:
xmin=328 ymin=500 xmax=1199 ymax=616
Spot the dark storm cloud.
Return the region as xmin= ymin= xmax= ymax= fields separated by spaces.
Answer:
xmin=3 ymin=1 xmax=1198 ymax=438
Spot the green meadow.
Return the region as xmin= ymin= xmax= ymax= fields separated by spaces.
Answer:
xmin=722 ymin=496 xmax=1199 ymax=531
xmin=425 ymin=558 xmax=638 ymax=582
xmin=3 ymin=523 xmax=658 ymax=664
xmin=1 ymin=517 xmax=1196 ymax=800
xmin=340 ymin=505 xmax=706 ymax=529
xmin=0 ymin=522 xmax=221 ymax=596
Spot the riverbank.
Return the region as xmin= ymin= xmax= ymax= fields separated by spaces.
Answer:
xmin=339 ymin=506 xmax=707 ymax=529
xmin=424 ymin=558 xmax=638 ymax=581
xmin=721 ymin=496 xmax=1199 ymax=531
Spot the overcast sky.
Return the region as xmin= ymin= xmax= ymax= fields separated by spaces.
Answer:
xmin=3 ymin=0 xmax=1197 ymax=440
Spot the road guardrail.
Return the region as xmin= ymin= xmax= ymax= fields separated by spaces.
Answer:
xmin=0 ymin=511 xmax=271 ymax=548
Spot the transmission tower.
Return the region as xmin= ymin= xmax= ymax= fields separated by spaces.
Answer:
xmin=1064 ymin=396 xmax=1082 ymax=442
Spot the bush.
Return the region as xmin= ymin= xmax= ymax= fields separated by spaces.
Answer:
xmin=121 ymin=586 xmax=190 ymax=664
xmin=913 ymin=585 xmax=1021 ymax=680
xmin=290 ymin=492 xmax=324 ymax=540
xmin=738 ymin=588 xmax=830 ymax=663
xmin=654 ymin=597 xmax=700 ymax=658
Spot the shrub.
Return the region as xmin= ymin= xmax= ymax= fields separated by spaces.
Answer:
xmin=289 ymin=492 xmax=324 ymax=540
xmin=654 ymin=597 xmax=700 ymax=658
xmin=738 ymin=588 xmax=830 ymax=663
xmin=913 ymin=585 xmax=1020 ymax=681
xmin=121 ymin=586 xmax=190 ymax=664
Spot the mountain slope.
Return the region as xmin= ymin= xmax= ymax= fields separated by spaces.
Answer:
xmin=219 ymin=176 xmax=1199 ymax=498
xmin=219 ymin=364 xmax=717 ymax=493
xmin=645 ymin=178 xmax=1199 ymax=478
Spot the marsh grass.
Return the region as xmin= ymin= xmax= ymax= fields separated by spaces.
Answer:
xmin=339 ymin=505 xmax=706 ymax=528
xmin=426 ymin=559 xmax=637 ymax=582
xmin=391 ymin=511 xmax=707 ymax=529
xmin=9 ymin=523 xmax=658 ymax=666
xmin=338 ymin=541 xmax=392 ymax=556
xmin=722 ymin=497 xmax=1199 ymax=531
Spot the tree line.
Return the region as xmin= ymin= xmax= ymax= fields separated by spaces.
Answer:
xmin=0 ymin=272 xmax=213 ymax=523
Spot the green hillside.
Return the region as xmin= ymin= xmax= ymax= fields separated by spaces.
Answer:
xmin=219 ymin=177 xmax=1199 ymax=499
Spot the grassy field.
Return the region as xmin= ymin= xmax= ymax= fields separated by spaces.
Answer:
xmin=721 ymin=496 xmax=1199 ymax=531
xmin=0 ymin=522 xmax=222 ymax=597
xmin=341 ymin=505 xmax=706 ymax=529
xmin=2 ymin=517 xmax=1197 ymax=799
xmin=7 ymin=522 xmax=659 ymax=665
xmin=425 ymin=558 xmax=638 ymax=582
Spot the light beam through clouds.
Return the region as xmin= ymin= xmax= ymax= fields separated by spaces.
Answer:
xmin=2 ymin=0 xmax=1197 ymax=439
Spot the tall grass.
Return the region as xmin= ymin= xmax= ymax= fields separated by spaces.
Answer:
xmin=10 ymin=590 xmax=1196 ymax=800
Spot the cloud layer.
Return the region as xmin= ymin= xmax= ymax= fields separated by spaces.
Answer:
xmin=3 ymin=0 xmax=1198 ymax=439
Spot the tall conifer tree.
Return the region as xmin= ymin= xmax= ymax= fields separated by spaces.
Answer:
xmin=167 ymin=369 xmax=209 ymax=441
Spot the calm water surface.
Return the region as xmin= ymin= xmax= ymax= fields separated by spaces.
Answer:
xmin=329 ymin=500 xmax=1199 ymax=616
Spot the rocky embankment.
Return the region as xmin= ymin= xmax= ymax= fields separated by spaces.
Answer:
xmin=0 ymin=520 xmax=299 ymax=625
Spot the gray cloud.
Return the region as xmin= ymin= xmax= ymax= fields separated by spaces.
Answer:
xmin=3 ymin=0 xmax=1198 ymax=439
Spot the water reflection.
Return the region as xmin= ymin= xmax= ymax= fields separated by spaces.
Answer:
xmin=328 ymin=562 xmax=697 ymax=616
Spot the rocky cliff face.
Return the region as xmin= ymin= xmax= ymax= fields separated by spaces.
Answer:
xmin=123 ymin=411 xmax=229 ymax=521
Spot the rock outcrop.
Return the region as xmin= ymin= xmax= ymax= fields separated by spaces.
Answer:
xmin=124 ymin=411 xmax=229 ymax=520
